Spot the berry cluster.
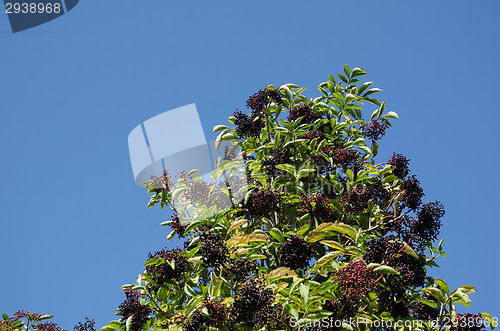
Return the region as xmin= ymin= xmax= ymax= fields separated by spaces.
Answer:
xmin=332 ymin=149 xmax=360 ymax=172
xmin=117 ymin=290 xmax=151 ymax=331
xmin=145 ymin=248 xmax=188 ymax=287
xmin=387 ymin=153 xmax=410 ymax=178
xmin=342 ymin=186 xmax=371 ymax=213
xmin=400 ymin=201 xmax=445 ymax=251
xmin=450 ymin=313 xmax=486 ymax=331
xmin=73 ymin=318 xmax=95 ymax=331
xmin=299 ymin=131 xmax=322 ymax=140
xmin=185 ymin=178 xmax=211 ymax=205
xmin=300 ymin=194 xmax=336 ymax=221
xmin=332 ymin=261 xmax=376 ymax=303
xmin=363 ymin=119 xmax=389 ymax=141
xmin=323 ymin=297 xmax=358 ymax=320
xmin=231 ymin=279 xmax=280 ymax=328
xmin=367 ymin=178 xmax=390 ymax=206
xmin=363 ymin=238 xmax=404 ymax=264
xmin=278 ymin=235 xmax=315 ymax=270
xmin=169 ymin=213 xmax=187 ymax=238
xmin=183 ymin=300 xmax=227 ymax=331
xmin=287 ymin=104 xmax=319 ymax=124
xmin=377 ymin=289 xmax=412 ymax=318
xmin=262 ymin=149 xmax=291 ymax=177
xmin=228 ymin=257 xmax=259 ymax=282
xmin=34 ymin=322 xmax=62 ymax=331
xmin=313 ymin=146 xmax=334 ymax=172
xmin=149 ymin=169 xmax=172 ymax=193
xmin=246 ymin=88 xmax=282 ymax=112
xmin=410 ymin=302 xmax=439 ymax=321
xmin=246 ymin=189 xmax=279 ymax=217
xmin=233 ymin=110 xmax=264 ymax=138
xmin=391 ymin=253 xmax=427 ymax=288
xmin=199 ymin=231 xmax=229 ymax=267
xmin=400 ymin=175 xmax=425 ymax=210
xmin=12 ymin=310 xmax=42 ymax=321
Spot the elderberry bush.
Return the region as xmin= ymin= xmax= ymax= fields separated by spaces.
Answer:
xmin=101 ymin=66 xmax=494 ymax=331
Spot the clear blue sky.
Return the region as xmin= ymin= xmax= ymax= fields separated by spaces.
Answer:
xmin=1 ymin=1 xmax=499 ymax=328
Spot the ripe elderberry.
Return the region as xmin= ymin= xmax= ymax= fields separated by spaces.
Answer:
xmin=183 ymin=300 xmax=227 ymax=331
xmin=145 ymin=247 xmax=188 ymax=287
xmin=228 ymin=257 xmax=259 ymax=282
xmin=233 ymin=110 xmax=264 ymax=138
xmin=299 ymin=131 xmax=322 ymax=140
xmin=74 ymin=318 xmax=96 ymax=331
xmin=300 ymin=194 xmax=336 ymax=221
xmin=117 ymin=289 xmax=151 ymax=331
xmin=363 ymin=237 xmax=404 ymax=264
xmin=287 ymin=104 xmax=319 ymax=124
xmin=363 ymin=119 xmax=389 ymax=141
xmin=246 ymin=88 xmax=282 ymax=112
xmin=410 ymin=302 xmax=439 ymax=321
xmin=169 ymin=213 xmax=187 ymax=238
xmin=199 ymin=231 xmax=229 ymax=267
xmin=342 ymin=186 xmax=370 ymax=213
xmin=246 ymin=189 xmax=279 ymax=217
xmin=231 ymin=279 xmax=280 ymax=328
xmin=323 ymin=297 xmax=358 ymax=319
xmin=332 ymin=149 xmax=361 ymax=172
xmin=387 ymin=153 xmax=410 ymax=178
xmin=332 ymin=261 xmax=376 ymax=303
xmin=261 ymin=149 xmax=291 ymax=177
xmin=278 ymin=235 xmax=315 ymax=270
xmin=400 ymin=175 xmax=425 ymax=211
xmin=34 ymin=323 xmax=62 ymax=331
xmin=149 ymin=169 xmax=172 ymax=193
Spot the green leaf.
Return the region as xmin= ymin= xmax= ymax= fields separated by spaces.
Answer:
xmin=422 ymin=287 xmax=446 ymax=303
xmin=419 ymin=299 xmax=438 ymax=308
xmin=269 ymin=228 xmax=285 ymax=243
xmin=305 ymin=222 xmax=357 ymax=242
xmin=228 ymin=219 xmax=247 ymax=233
xmin=184 ymin=283 xmax=197 ymax=297
xmin=2 ymin=313 xmax=9 ymax=321
xmin=373 ymin=265 xmax=400 ymax=275
xmin=371 ymin=141 xmax=378 ymax=157
xmin=351 ymin=67 xmax=367 ymax=78
xmin=481 ymin=313 xmax=498 ymax=329
xmin=267 ymin=267 xmax=297 ymax=282
xmin=435 ymin=278 xmax=449 ymax=295
xmin=383 ymin=111 xmax=399 ymax=119
xmin=337 ymin=73 xmax=348 ymax=84
xmin=312 ymin=251 xmax=341 ymax=270
xmin=363 ymin=88 xmax=382 ymax=96
xmin=357 ymin=82 xmax=373 ymax=95
xmin=299 ymin=283 xmax=310 ymax=307
xmin=125 ymin=316 xmax=133 ymax=331
xmin=319 ymin=240 xmax=344 ymax=251
xmin=343 ymin=65 xmax=351 ymax=78
xmin=213 ymin=125 xmax=229 ymax=132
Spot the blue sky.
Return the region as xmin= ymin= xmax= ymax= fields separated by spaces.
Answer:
xmin=1 ymin=1 xmax=499 ymax=328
